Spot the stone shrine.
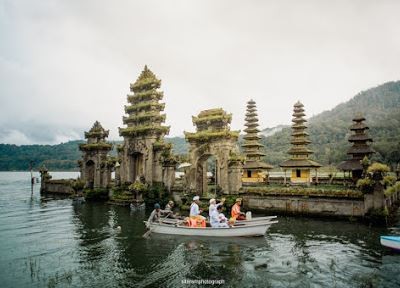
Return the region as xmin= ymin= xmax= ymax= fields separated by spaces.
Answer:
xmin=79 ymin=121 xmax=113 ymax=189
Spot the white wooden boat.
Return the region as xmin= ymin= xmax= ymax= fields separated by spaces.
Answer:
xmin=145 ymin=220 xmax=278 ymax=237
xmin=160 ymin=216 xmax=277 ymax=226
xmin=236 ymin=216 xmax=277 ymax=223
xmin=380 ymin=236 xmax=400 ymax=251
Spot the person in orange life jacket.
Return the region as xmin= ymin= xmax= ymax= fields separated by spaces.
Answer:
xmin=231 ymin=198 xmax=246 ymax=220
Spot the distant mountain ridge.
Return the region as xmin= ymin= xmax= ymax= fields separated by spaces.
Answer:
xmin=0 ymin=81 xmax=399 ymax=170
xmin=261 ymin=81 xmax=400 ymax=167
xmin=260 ymin=125 xmax=288 ymax=137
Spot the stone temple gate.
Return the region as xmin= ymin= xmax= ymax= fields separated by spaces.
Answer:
xmin=184 ymin=109 xmax=243 ymax=195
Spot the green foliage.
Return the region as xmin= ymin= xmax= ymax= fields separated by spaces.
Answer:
xmin=79 ymin=143 xmax=112 ymax=151
xmin=192 ymin=113 xmax=232 ymax=125
xmin=244 ymin=185 xmax=363 ymax=198
xmin=123 ymin=113 xmax=166 ymax=125
xmin=384 ymin=181 xmax=400 ymax=196
xmin=72 ymin=179 xmax=85 ymax=191
xmin=356 ymin=178 xmax=374 ymax=194
xmin=366 ymin=207 xmax=389 ymax=225
xmin=48 ymin=179 xmax=74 ymax=185
xmin=127 ymin=90 xmax=163 ymax=104
xmin=110 ymin=188 xmax=135 ymax=203
xmin=84 ymin=188 xmax=109 ymax=201
xmin=0 ymin=140 xmax=84 ymax=171
xmin=382 ymin=175 xmax=397 ymax=187
xmin=119 ymin=125 xmax=170 ymax=137
xmin=185 ymin=130 xmax=240 ymax=142
xmin=124 ymin=101 xmax=165 ymax=114
xmin=229 ymin=152 xmax=245 ymax=162
xmin=143 ymin=183 xmax=169 ymax=208
xmin=153 ymin=141 xmax=172 ymax=151
xmin=367 ymin=162 xmax=390 ymax=174
xmin=131 ymin=78 xmax=161 ymax=93
xmin=128 ymin=181 xmax=147 ymax=193
xmin=0 ymin=138 xmax=183 ymax=171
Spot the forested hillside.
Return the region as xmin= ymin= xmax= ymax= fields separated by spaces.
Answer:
xmin=0 ymin=138 xmax=188 ymax=171
xmin=1 ymin=81 xmax=399 ymax=171
xmin=261 ymin=81 xmax=400 ymax=168
xmin=0 ymin=140 xmax=84 ymax=171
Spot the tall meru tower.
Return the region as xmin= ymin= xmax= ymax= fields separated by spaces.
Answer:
xmin=118 ymin=66 xmax=175 ymax=187
xmin=280 ymin=101 xmax=321 ymax=184
xmin=338 ymin=113 xmax=375 ymax=180
xmin=241 ymin=99 xmax=273 ymax=183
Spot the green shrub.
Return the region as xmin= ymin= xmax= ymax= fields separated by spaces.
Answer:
xmin=382 ymin=175 xmax=397 ymax=187
xmin=128 ymin=181 xmax=147 ymax=193
xmin=243 ymin=185 xmax=363 ymax=198
xmin=84 ymin=188 xmax=109 ymax=201
xmin=367 ymin=163 xmax=390 ymax=173
xmin=143 ymin=183 xmax=169 ymax=208
xmin=356 ymin=178 xmax=374 ymax=194
xmin=72 ymin=179 xmax=85 ymax=191
xmin=384 ymin=181 xmax=400 ymax=197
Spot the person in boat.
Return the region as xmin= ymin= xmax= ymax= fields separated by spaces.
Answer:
xmin=208 ymin=198 xmax=225 ymax=217
xmin=165 ymin=200 xmax=174 ymax=212
xmin=190 ymin=196 xmax=203 ymax=217
xmin=231 ymin=198 xmax=246 ymax=220
xmin=164 ymin=200 xmax=178 ymax=218
xmin=189 ymin=196 xmax=206 ymax=227
xmin=146 ymin=203 xmax=167 ymax=227
xmin=210 ymin=205 xmax=229 ymax=228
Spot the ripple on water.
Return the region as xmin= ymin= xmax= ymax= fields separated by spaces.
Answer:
xmin=1 ymin=173 xmax=400 ymax=287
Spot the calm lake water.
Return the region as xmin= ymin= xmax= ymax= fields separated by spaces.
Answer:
xmin=0 ymin=172 xmax=399 ymax=288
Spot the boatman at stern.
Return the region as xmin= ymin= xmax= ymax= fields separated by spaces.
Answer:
xmin=231 ymin=198 xmax=246 ymax=220
xmin=146 ymin=203 xmax=166 ymax=227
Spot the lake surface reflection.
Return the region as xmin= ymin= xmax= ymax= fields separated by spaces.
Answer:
xmin=0 ymin=172 xmax=399 ymax=287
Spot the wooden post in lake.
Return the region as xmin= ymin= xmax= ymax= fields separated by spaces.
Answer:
xmin=30 ymin=161 xmax=34 ymax=194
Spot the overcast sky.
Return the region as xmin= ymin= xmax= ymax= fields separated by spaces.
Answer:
xmin=1 ymin=0 xmax=399 ymax=145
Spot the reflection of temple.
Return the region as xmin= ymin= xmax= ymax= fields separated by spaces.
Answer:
xmin=118 ymin=66 xmax=176 ymax=187
xmin=79 ymin=121 xmax=113 ymax=189
xmin=241 ymin=99 xmax=273 ymax=183
xmin=337 ymin=114 xmax=375 ymax=180
xmin=280 ymin=101 xmax=321 ymax=184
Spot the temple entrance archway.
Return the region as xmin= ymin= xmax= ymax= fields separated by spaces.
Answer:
xmin=184 ymin=109 xmax=243 ymax=195
xmin=196 ymin=154 xmax=219 ymax=196
xmin=85 ymin=160 xmax=95 ymax=189
xmin=129 ymin=152 xmax=144 ymax=183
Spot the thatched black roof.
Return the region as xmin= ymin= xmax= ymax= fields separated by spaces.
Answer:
xmin=280 ymin=159 xmax=322 ymax=168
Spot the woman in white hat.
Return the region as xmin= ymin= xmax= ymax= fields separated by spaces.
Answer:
xmin=209 ymin=198 xmax=225 ymax=217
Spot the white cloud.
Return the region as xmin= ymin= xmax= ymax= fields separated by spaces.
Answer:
xmin=0 ymin=129 xmax=32 ymax=145
xmin=0 ymin=0 xmax=399 ymax=143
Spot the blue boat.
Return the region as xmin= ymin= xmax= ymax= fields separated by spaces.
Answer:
xmin=380 ymin=236 xmax=400 ymax=251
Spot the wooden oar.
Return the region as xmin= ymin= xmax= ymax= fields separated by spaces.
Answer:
xmin=142 ymin=224 xmax=153 ymax=239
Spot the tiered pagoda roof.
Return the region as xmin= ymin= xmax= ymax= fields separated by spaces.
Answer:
xmin=119 ymin=65 xmax=170 ymax=139
xmin=242 ymin=100 xmax=272 ymax=170
xmin=280 ymin=101 xmax=321 ymax=168
xmin=337 ymin=114 xmax=374 ymax=171
xmin=79 ymin=121 xmax=112 ymax=151
xmin=184 ymin=108 xmax=239 ymax=143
